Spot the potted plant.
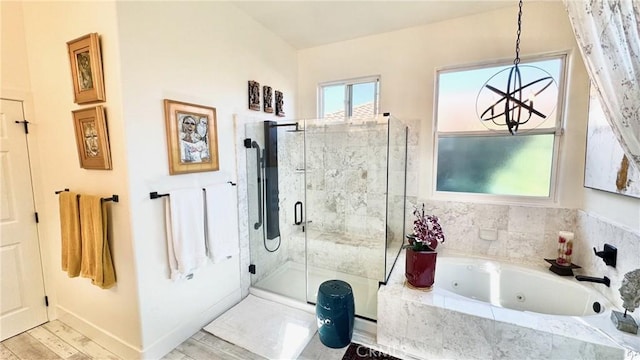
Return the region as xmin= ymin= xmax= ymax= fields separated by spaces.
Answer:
xmin=404 ymin=204 xmax=445 ymax=289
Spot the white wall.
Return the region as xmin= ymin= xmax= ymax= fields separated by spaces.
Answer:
xmin=297 ymin=1 xmax=639 ymax=231
xmin=1 ymin=2 xmax=31 ymax=94
xmin=9 ymin=0 xmax=297 ymax=358
xmin=584 ymin=189 xmax=639 ymax=231
xmin=298 ymin=1 xmax=640 ymax=229
xmin=114 ymin=1 xmax=297 ymax=356
xmin=17 ymin=0 xmax=141 ymax=357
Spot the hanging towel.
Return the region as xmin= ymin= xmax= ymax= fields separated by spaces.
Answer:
xmin=165 ymin=188 xmax=207 ymax=280
xmin=59 ymin=191 xmax=81 ymax=277
xmin=78 ymin=195 xmax=116 ymax=289
xmin=204 ymin=183 xmax=240 ymax=263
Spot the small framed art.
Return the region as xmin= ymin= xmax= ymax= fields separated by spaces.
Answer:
xmin=275 ymin=90 xmax=285 ymax=117
xmin=72 ymin=105 xmax=112 ymax=170
xmin=263 ymin=85 xmax=273 ymax=113
xmin=248 ymin=81 xmax=260 ymax=111
xmin=163 ymin=99 xmax=219 ymax=175
xmin=67 ymin=33 xmax=106 ymax=104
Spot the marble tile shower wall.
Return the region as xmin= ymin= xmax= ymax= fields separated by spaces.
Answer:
xmin=285 ymin=123 xmax=391 ymax=277
xmin=417 ymin=199 xmax=640 ymax=308
xmin=304 ymin=123 xmax=390 ymax=239
xmin=278 ymin=119 xmax=418 ymax=280
xmin=234 ymin=117 xmax=420 ymax=292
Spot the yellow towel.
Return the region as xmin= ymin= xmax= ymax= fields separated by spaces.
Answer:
xmin=79 ymin=195 xmax=116 ymax=289
xmin=59 ymin=192 xmax=81 ymax=277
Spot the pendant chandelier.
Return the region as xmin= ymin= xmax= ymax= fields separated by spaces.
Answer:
xmin=477 ymin=0 xmax=558 ymax=135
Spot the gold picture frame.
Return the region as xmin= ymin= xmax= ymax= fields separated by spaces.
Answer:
xmin=163 ymin=99 xmax=219 ymax=175
xmin=67 ymin=33 xmax=106 ymax=104
xmin=72 ymin=106 xmax=112 ymax=170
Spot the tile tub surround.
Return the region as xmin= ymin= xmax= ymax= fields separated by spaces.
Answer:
xmin=409 ymin=200 xmax=579 ymax=266
xmin=411 ymin=200 xmax=640 ymax=311
xmin=377 ymin=251 xmax=639 ymax=359
xmin=574 ymin=211 xmax=640 ymax=313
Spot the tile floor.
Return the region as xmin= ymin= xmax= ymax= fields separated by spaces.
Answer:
xmin=0 ymin=320 xmax=370 ymax=360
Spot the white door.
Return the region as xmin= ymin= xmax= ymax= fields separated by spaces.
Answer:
xmin=0 ymin=98 xmax=47 ymax=340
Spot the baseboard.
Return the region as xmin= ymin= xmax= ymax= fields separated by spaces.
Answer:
xmin=141 ymin=288 xmax=242 ymax=359
xmin=56 ymin=305 xmax=141 ymax=359
xmin=56 ymin=289 xmax=242 ymax=360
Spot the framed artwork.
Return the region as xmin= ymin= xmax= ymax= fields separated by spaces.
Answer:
xmin=67 ymin=33 xmax=106 ymax=104
xmin=584 ymin=83 xmax=640 ymax=198
xmin=263 ymin=85 xmax=273 ymax=113
xmin=275 ymin=90 xmax=285 ymax=117
xmin=248 ymin=81 xmax=260 ymax=111
xmin=163 ymin=99 xmax=219 ymax=175
xmin=72 ymin=106 xmax=112 ymax=170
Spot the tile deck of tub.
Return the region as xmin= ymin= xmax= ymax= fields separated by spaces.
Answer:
xmin=376 ymin=250 xmax=640 ymax=360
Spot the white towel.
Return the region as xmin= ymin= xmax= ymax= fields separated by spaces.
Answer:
xmin=204 ymin=183 xmax=240 ymax=263
xmin=165 ymin=188 xmax=207 ymax=280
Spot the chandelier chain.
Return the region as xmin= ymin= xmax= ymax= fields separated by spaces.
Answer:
xmin=514 ymin=0 xmax=523 ymax=65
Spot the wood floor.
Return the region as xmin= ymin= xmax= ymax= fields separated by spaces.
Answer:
xmin=0 ymin=320 xmax=267 ymax=360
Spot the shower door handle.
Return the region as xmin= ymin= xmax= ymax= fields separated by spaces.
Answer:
xmin=294 ymin=201 xmax=303 ymax=225
xmin=252 ymin=141 xmax=263 ymax=230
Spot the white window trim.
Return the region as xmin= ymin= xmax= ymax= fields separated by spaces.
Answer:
xmin=318 ymin=75 xmax=380 ymax=119
xmin=431 ymin=51 xmax=569 ymax=205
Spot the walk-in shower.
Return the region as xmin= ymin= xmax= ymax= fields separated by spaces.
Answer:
xmin=244 ymin=115 xmax=407 ymax=320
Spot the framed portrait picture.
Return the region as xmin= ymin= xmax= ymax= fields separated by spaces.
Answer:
xmin=163 ymin=99 xmax=219 ymax=175
xmin=67 ymin=33 xmax=106 ymax=104
xmin=72 ymin=106 xmax=112 ymax=170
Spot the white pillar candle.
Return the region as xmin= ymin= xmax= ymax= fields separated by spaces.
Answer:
xmin=557 ymin=231 xmax=575 ymax=266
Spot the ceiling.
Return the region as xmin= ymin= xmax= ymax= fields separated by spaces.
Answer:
xmin=233 ymin=1 xmax=518 ymax=49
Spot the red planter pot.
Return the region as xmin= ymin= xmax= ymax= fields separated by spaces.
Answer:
xmin=405 ymin=248 xmax=437 ymax=289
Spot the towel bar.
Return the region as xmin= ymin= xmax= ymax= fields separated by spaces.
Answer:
xmin=55 ymin=189 xmax=119 ymax=203
xmin=101 ymin=195 xmax=119 ymax=203
xmin=150 ymin=192 xmax=169 ymax=199
xmin=151 ymin=182 xmax=236 ymax=200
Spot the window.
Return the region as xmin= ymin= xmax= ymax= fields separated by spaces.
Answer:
xmin=318 ymin=76 xmax=380 ymax=119
xmin=434 ymin=55 xmax=566 ymax=199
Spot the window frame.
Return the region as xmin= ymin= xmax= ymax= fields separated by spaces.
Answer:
xmin=318 ymin=75 xmax=380 ymax=119
xmin=432 ymin=52 xmax=568 ymax=205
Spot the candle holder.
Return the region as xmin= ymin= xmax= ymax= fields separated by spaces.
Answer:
xmin=556 ymin=231 xmax=574 ymax=266
xmin=545 ymin=258 xmax=581 ymax=276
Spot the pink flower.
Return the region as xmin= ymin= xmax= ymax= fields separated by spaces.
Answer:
xmin=411 ymin=204 xmax=445 ymax=251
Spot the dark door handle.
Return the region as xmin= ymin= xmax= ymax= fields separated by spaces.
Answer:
xmin=294 ymin=201 xmax=303 ymax=225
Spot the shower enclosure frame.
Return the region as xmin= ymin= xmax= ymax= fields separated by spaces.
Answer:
xmin=242 ymin=114 xmax=408 ymax=321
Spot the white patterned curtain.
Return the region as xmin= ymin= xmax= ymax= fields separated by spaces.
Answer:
xmin=564 ymin=0 xmax=640 ymax=169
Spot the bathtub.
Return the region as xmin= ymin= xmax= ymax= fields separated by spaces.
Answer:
xmin=377 ymin=252 xmax=639 ymax=359
xmin=435 ymin=256 xmax=607 ymax=316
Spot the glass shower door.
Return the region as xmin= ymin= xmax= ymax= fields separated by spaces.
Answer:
xmin=245 ymin=121 xmax=307 ymax=302
xmin=303 ymin=118 xmax=388 ymax=320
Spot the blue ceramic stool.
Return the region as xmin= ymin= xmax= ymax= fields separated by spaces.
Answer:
xmin=316 ymin=280 xmax=355 ymax=348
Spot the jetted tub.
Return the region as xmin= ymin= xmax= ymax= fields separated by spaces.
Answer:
xmin=434 ymin=256 xmax=608 ymax=316
xmin=377 ymin=253 xmax=637 ymax=360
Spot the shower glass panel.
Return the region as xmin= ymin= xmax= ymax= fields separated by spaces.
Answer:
xmin=385 ymin=118 xmax=408 ymax=282
xmin=303 ymin=115 xmax=406 ymax=321
xmin=245 ymin=116 xmax=407 ymax=321
xmin=245 ymin=121 xmax=306 ymax=301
